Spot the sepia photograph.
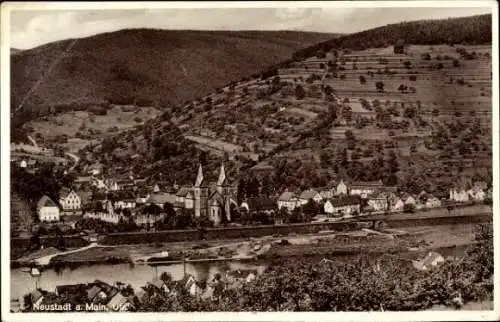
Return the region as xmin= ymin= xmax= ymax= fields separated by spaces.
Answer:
xmin=1 ymin=1 xmax=498 ymax=321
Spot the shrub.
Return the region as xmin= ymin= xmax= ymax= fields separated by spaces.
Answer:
xmin=133 ymin=116 xmax=143 ymax=123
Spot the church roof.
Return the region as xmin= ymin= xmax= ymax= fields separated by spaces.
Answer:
xmin=194 ymin=164 xmax=204 ymax=187
xmin=37 ymin=195 xmax=57 ymax=211
xmin=217 ymin=163 xmax=226 ymax=186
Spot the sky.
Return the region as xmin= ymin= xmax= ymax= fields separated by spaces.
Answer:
xmin=8 ymin=4 xmax=493 ymax=50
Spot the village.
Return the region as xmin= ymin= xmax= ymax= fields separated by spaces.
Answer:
xmin=13 ymin=155 xmax=492 ymax=233
xmin=19 ymin=267 xmax=260 ymax=312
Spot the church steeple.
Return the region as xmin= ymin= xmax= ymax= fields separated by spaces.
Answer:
xmin=217 ymin=162 xmax=226 ymax=186
xmin=194 ymin=164 xmax=204 ymax=187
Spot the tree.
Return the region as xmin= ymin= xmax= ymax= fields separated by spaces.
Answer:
xmin=163 ymin=202 xmax=177 ymax=218
xmin=237 ymin=178 xmax=247 ymax=204
xmin=260 ymin=175 xmax=273 ymax=197
xmin=387 ymin=150 xmax=399 ymax=174
xmin=344 ymin=130 xmax=355 ymax=141
xmin=295 ymin=85 xmax=306 ymax=100
xmin=359 ymin=75 xmax=367 ymax=84
xmin=398 ymin=84 xmax=408 ymax=93
xmin=247 ymin=176 xmax=260 ymax=198
xmin=375 ymin=81 xmax=385 ymax=92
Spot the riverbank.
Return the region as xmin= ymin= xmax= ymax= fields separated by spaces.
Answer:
xmin=13 ymin=222 xmax=486 ymax=270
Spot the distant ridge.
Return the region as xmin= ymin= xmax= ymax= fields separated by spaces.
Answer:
xmin=10 ymin=29 xmax=341 ymax=127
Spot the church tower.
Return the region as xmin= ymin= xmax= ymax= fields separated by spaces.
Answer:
xmin=216 ymin=163 xmax=226 ymax=194
xmin=194 ymin=164 xmax=204 ymax=218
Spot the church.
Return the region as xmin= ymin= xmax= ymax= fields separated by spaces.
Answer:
xmin=175 ymin=163 xmax=238 ymax=226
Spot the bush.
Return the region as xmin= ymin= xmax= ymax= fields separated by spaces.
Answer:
xmin=133 ymin=116 xmax=143 ymax=123
xmin=359 ymin=75 xmax=366 ymax=84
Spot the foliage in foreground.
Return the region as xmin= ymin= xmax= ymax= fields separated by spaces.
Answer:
xmin=137 ymin=225 xmax=493 ymax=311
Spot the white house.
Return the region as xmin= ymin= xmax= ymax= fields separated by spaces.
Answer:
xmin=367 ymin=193 xmax=389 ymax=212
xmin=20 ymin=160 xmax=27 ymax=168
xmin=177 ymin=274 xmax=202 ymax=297
xmin=277 ymin=192 xmax=298 ymax=211
xmin=403 ymin=195 xmax=416 ymax=205
xmin=37 ymin=195 xmax=60 ymax=222
xmin=349 ymin=180 xmax=384 ymax=198
xmin=324 ymin=196 xmax=361 ymax=217
xmin=335 ymin=180 xmax=348 ymax=195
xmin=148 ymin=192 xmax=177 ymax=208
xmin=84 ymin=211 xmax=123 ymax=224
xmin=298 ymin=189 xmax=322 ymax=206
xmin=391 ymin=197 xmax=405 ymax=212
xmin=412 ymin=252 xmax=445 ymax=271
xmin=175 ymin=187 xmax=194 ymax=209
xmin=467 ymin=186 xmax=485 ymax=201
xmin=425 ymin=196 xmax=442 ymax=208
xmin=113 ymin=199 xmax=136 ymax=210
xmin=59 ymin=188 xmax=82 ymax=211
xmin=449 ymin=189 xmax=469 ymax=202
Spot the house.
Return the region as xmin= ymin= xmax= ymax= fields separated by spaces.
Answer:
xmin=20 ymin=160 xmax=27 ymax=168
xmin=175 ymin=187 xmax=195 ymax=209
xmin=105 ymin=179 xmax=120 ymax=192
xmin=225 ymin=269 xmax=257 ymax=285
xmin=153 ymin=184 xmax=161 ymax=193
xmin=449 ymin=188 xmax=469 ymax=202
xmin=390 ymin=197 xmax=405 ymax=212
xmin=335 ymin=180 xmax=348 ymax=195
xmin=75 ymin=190 xmax=92 ymax=209
xmin=29 ymin=289 xmax=44 ymax=308
xmin=136 ymin=193 xmax=150 ymax=205
xmin=135 ymin=287 xmax=149 ymax=304
xmin=106 ymin=292 xmax=135 ymax=312
xmin=147 ymin=277 xmax=170 ymax=294
xmin=277 ymin=191 xmax=298 ymax=211
xmin=402 ymin=194 xmax=416 ymax=205
xmin=55 ymin=283 xmax=87 ymax=297
xmin=298 ymin=189 xmax=323 ymax=206
xmin=319 ymin=190 xmax=334 ymax=199
xmin=366 ymin=193 xmax=389 ymax=212
xmin=425 ymin=195 xmax=442 ymax=208
xmin=86 ymin=285 xmax=108 ymax=304
xmin=37 ymin=195 xmax=60 ymax=222
xmin=148 ymin=192 xmax=177 ymax=208
xmin=84 ymin=212 xmax=123 ymax=224
xmin=349 ymin=180 xmax=384 ymax=198
xmin=412 ymin=252 xmax=445 ymax=271
xmin=240 ymin=197 xmax=276 ymax=214
xmin=59 ymin=188 xmax=82 ymax=211
xmin=113 ymin=199 xmax=136 ymax=210
xmin=176 ymin=274 xmax=202 ymax=297
xmin=468 ymin=183 xmax=486 ymax=201
xmin=134 ymin=213 xmax=166 ymax=227
xmin=324 ymin=196 xmax=361 ymax=217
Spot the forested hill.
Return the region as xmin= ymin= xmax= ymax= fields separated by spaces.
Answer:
xmin=292 ymin=14 xmax=492 ymax=60
xmin=11 ymin=29 xmax=339 ymax=126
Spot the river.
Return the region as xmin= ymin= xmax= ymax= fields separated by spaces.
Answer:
xmin=10 ymin=244 xmax=472 ymax=301
xmin=11 ymin=260 xmax=268 ymax=300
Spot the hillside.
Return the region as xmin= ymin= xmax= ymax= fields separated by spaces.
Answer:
xmin=11 ymin=29 xmax=339 ymax=127
xmin=76 ymin=14 xmax=493 ymax=197
xmin=292 ymin=14 xmax=492 ymax=60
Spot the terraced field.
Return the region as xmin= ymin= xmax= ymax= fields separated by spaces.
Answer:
xmin=165 ymin=43 xmax=491 ymax=195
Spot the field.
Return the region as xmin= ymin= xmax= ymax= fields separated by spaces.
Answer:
xmin=27 ymin=105 xmax=162 ymax=153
